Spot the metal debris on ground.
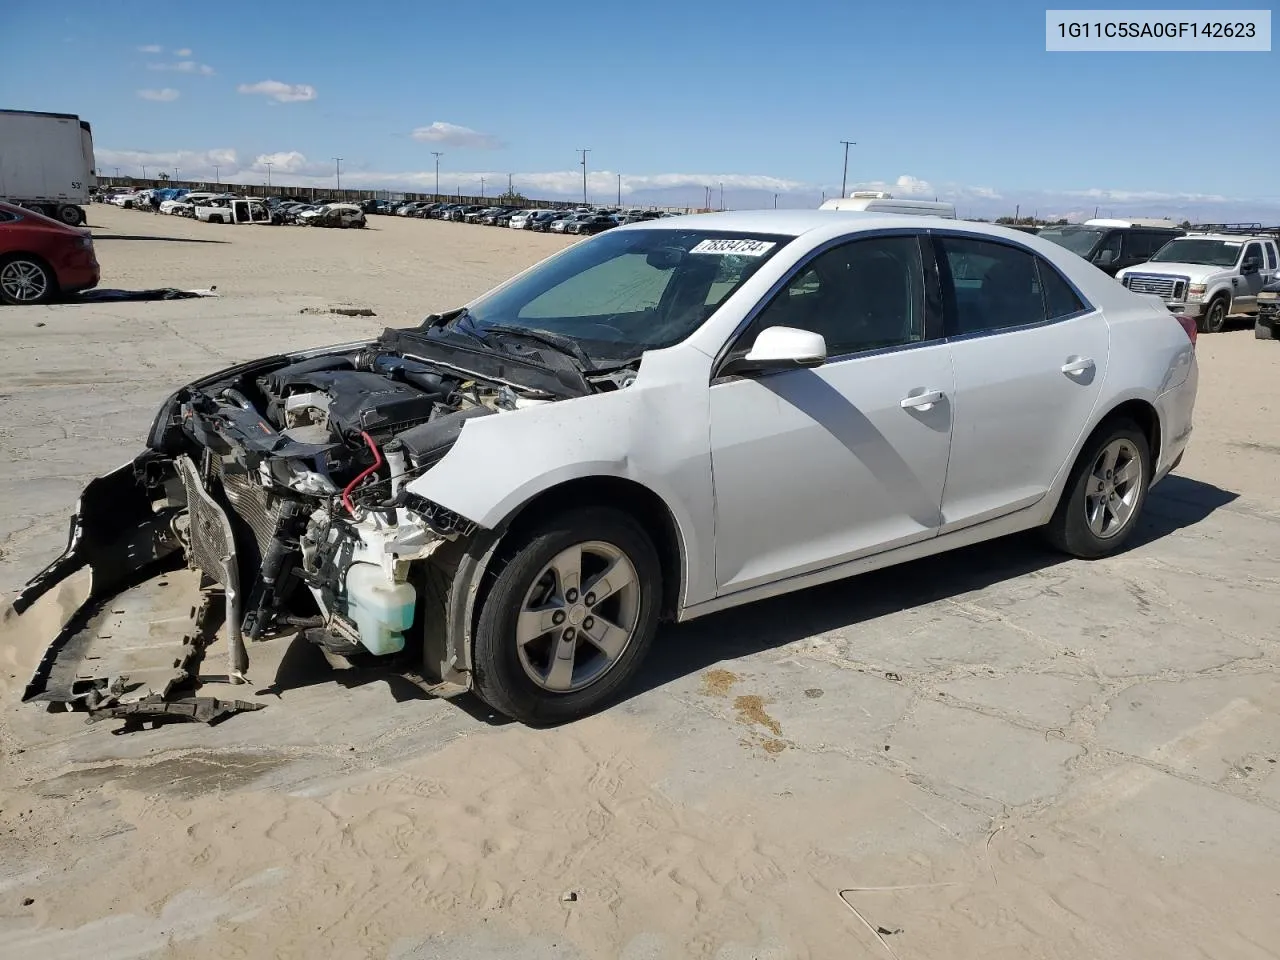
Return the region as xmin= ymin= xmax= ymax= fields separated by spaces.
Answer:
xmin=87 ymin=694 xmax=265 ymax=725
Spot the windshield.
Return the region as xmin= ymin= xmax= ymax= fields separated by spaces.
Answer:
xmin=1149 ymin=238 xmax=1243 ymax=267
xmin=1038 ymin=226 xmax=1106 ymax=257
xmin=460 ymin=228 xmax=791 ymax=363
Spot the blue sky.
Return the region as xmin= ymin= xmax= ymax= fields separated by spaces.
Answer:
xmin=4 ymin=0 xmax=1276 ymax=218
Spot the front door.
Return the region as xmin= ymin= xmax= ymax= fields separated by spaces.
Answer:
xmin=708 ymin=233 xmax=955 ymax=594
xmin=1235 ymin=241 xmax=1267 ymax=313
xmin=935 ymin=234 xmax=1110 ymax=531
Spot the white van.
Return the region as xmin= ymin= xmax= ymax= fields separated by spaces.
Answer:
xmin=819 ymin=191 xmax=956 ymax=218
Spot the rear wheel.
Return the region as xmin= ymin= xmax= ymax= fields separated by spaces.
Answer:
xmin=0 ymin=256 xmax=56 ymax=305
xmin=1045 ymin=419 xmax=1150 ymax=558
xmin=56 ymin=205 xmax=83 ymax=226
xmin=1200 ymin=295 xmax=1229 ymax=333
xmin=472 ymin=507 xmax=662 ymax=724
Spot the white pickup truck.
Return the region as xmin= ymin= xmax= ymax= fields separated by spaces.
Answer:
xmin=1116 ymin=229 xmax=1280 ymax=333
xmin=195 ymin=198 xmax=274 ymax=225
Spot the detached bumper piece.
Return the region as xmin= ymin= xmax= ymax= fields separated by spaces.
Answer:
xmin=87 ymin=694 xmax=265 ymax=729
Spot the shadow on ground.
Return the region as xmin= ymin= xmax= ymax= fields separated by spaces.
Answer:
xmin=627 ymin=474 xmax=1238 ymax=701
xmin=93 ymin=233 xmax=229 ymax=244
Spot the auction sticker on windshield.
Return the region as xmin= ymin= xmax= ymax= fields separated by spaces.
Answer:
xmin=690 ymin=238 xmax=777 ymax=256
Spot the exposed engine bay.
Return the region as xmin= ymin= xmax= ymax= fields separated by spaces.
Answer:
xmin=14 ymin=322 xmax=637 ymax=719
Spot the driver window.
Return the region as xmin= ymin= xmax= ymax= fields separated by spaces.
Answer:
xmin=1243 ymin=242 xmax=1262 ymax=267
xmin=749 ymin=235 xmax=926 ymax=356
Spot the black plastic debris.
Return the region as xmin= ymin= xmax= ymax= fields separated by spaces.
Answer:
xmin=73 ymin=286 xmax=217 ymax=303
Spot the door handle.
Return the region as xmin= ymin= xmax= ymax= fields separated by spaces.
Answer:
xmin=900 ymin=389 xmax=944 ymax=411
xmin=1061 ymin=357 xmax=1095 ymax=376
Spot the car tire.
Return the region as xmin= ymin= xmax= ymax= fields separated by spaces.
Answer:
xmin=1256 ymin=321 xmax=1275 ymax=340
xmin=0 ymin=255 xmax=57 ymax=305
xmin=472 ymin=506 xmax=663 ymax=725
xmin=1045 ymin=418 xmax=1150 ymax=559
xmin=1200 ymin=295 xmax=1229 ymax=333
xmin=56 ymin=205 xmax=83 ymax=226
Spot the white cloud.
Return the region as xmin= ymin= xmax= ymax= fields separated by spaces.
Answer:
xmin=237 ymin=80 xmax=317 ymax=103
xmin=136 ymin=88 xmax=180 ymax=102
xmin=173 ymin=47 xmax=192 ymax=56
xmin=411 ymin=122 xmax=503 ymax=149
xmin=136 ymin=44 xmax=162 ymax=53
xmin=149 ymin=60 xmax=215 ymax=75
xmin=95 ymin=148 xmax=239 ymax=179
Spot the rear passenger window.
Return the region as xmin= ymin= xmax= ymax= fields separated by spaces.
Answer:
xmin=938 ymin=237 xmax=1046 ymax=334
xmin=1267 ymin=244 xmax=1278 ymax=270
xmin=1038 ymin=261 xmax=1087 ymax=319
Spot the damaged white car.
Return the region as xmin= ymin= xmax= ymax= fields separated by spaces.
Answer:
xmin=14 ymin=212 xmax=1198 ymax=724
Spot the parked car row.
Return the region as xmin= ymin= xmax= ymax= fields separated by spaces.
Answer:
xmin=102 ymin=188 xmax=367 ymax=228
xmin=362 ymin=199 xmax=677 ymax=235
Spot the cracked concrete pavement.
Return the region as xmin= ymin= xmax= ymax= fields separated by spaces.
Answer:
xmin=0 ymin=204 xmax=1278 ymax=959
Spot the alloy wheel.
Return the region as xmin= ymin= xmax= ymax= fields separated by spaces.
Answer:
xmin=0 ymin=260 xmax=50 ymax=303
xmin=1084 ymin=438 xmax=1143 ymax=539
xmin=515 ymin=540 xmax=641 ymax=692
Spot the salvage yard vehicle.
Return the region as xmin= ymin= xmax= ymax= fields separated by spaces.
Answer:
xmin=0 ymin=200 xmax=99 ymax=304
xmin=1255 ymin=277 xmax=1280 ymax=339
xmin=197 ymin=197 xmax=274 ymax=225
xmin=13 ymin=212 xmax=1198 ymax=725
xmin=299 ymin=202 xmax=366 ymax=228
xmin=1038 ymin=219 xmax=1185 ymax=276
xmin=1116 ymin=227 xmax=1280 ymax=333
xmin=568 ymin=212 xmax=620 ymax=236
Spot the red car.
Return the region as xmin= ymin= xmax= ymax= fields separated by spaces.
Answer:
xmin=0 ymin=200 xmax=100 ymax=304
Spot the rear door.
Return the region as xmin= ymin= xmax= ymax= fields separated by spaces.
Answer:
xmin=936 ymin=233 xmax=1110 ymax=532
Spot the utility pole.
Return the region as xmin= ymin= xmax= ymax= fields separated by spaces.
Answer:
xmin=264 ymin=162 xmax=273 ymax=187
xmin=839 ymin=139 xmax=856 ymax=199
xmin=508 ymin=172 xmax=513 ymax=196
xmin=577 ymin=148 xmax=590 ymax=204
xmin=719 ymin=181 xmax=724 ymax=211
xmin=480 ymin=176 xmax=486 ymax=198
xmin=141 ymin=164 xmax=147 ymax=180
xmin=773 ymin=193 xmax=778 ymax=208
xmin=617 ymin=173 xmax=621 ymax=206
xmin=333 ymin=157 xmax=343 ymax=191
xmin=431 ymin=152 xmax=442 ymax=196
xmin=113 ymin=166 xmax=120 ymax=179
xmin=1015 ymin=204 xmax=1020 ymax=222
xmin=213 ymin=164 xmax=220 ymax=184
xmin=173 ymin=166 xmax=179 ymax=181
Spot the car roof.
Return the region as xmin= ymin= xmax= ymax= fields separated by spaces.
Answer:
xmin=615 ymin=209 xmax=1028 ymax=240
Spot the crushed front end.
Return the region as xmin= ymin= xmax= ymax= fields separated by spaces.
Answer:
xmin=13 ymin=325 xmax=584 ymax=716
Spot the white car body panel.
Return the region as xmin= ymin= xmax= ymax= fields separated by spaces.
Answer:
xmin=405 ymin=211 xmax=1198 ymax=620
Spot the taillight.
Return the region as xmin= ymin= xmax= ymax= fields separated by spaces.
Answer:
xmin=1174 ymin=313 xmax=1197 ymax=346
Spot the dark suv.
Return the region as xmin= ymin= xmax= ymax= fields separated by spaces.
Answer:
xmin=1037 ymin=220 xmax=1185 ymax=276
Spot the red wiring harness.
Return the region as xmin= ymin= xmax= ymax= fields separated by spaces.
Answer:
xmin=342 ymin=431 xmax=383 ymax=516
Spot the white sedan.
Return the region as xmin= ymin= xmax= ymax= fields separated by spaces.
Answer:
xmin=15 ymin=212 xmax=1198 ymax=725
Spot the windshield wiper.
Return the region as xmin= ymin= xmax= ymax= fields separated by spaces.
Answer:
xmin=481 ymin=325 xmax=595 ymax=371
xmin=436 ymin=308 xmax=492 ymax=348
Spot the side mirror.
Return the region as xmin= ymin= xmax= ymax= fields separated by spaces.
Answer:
xmin=1096 ymin=249 xmax=1117 ymax=265
xmin=1242 ymin=257 xmax=1261 ymax=274
xmin=722 ymin=326 xmax=827 ymax=376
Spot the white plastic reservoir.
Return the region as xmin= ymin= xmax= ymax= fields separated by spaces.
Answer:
xmin=343 ymin=563 xmax=415 ymax=655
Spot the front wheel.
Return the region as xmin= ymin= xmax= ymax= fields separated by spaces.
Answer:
xmin=472 ymin=507 xmax=662 ymax=724
xmin=1045 ymin=419 xmax=1150 ymax=559
xmin=1200 ymin=296 xmax=1228 ymax=333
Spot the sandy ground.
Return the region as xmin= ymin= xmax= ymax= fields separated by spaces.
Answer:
xmin=0 ymin=204 xmax=1278 ymax=959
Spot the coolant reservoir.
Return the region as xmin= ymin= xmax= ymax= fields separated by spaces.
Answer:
xmin=343 ymin=563 xmax=415 ymax=655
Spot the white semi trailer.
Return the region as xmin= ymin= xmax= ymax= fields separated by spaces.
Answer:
xmin=0 ymin=109 xmax=96 ymax=225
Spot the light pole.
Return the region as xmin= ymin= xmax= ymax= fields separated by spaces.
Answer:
xmin=141 ymin=164 xmax=147 ymax=180
xmin=333 ymin=157 xmax=343 ymax=192
xmin=577 ymin=148 xmax=590 ymax=205
xmin=113 ymin=166 xmax=120 ymax=179
xmin=839 ymin=139 xmax=856 ymax=199
xmin=479 ymin=176 xmax=486 ymax=198
xmin=213 ymin=164 xmax=220 ymax=184
xmin=264 ymin=161 xmax=273 ymax=187
xmin=431 ymin=152 xmax=442 ymax=197
xmin=507 ymin=172 xmax=513 ymax=197
xmin=773 ymin=193 xmax=778 ymax=208
xmin=719 ymin=181 xmax=724 ymax=211
xmin=617 ymin=173 xmax=622 ymax=206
